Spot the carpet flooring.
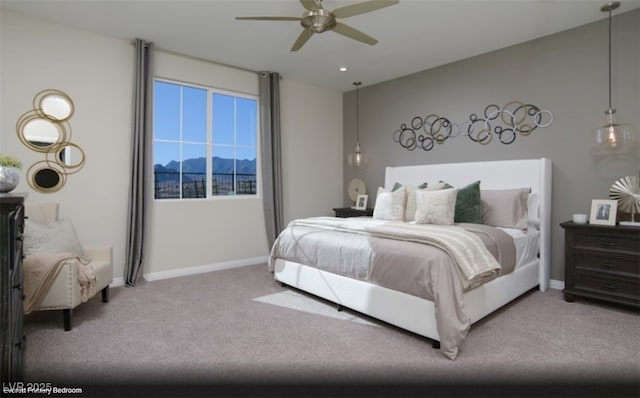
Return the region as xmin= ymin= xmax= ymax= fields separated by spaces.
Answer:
xmin=22 ymin=264 xmax=639 ymax=397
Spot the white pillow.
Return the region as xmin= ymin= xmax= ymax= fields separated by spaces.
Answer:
xmin=402 ymin=182 xmax=446 ymax=222
xmin=414 ymin=188 xmax=458 ymax=225
xmin=24 ymin=217 xmax=84 ymax=257
xmin=373 ymin=186 xmax=406 ymax=221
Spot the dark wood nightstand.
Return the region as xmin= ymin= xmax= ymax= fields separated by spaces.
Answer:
xmin=560 ymin=221 xmax=639 ymax=308
xmin=333 ymin=207 xmax=373 ymax=218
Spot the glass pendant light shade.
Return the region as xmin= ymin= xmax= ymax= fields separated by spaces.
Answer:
xmin=348 ymin=81 xmax=367 ymax=168
xmin=348 ymin=142 xmax=366 ymax=167
xmin=593 ymin=2 xmax=638 ymax=158
xmin=593 ymin=109 xmax=638 ymax=157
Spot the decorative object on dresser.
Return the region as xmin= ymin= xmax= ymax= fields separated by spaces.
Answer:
xmin=609 ymin=175 xmax=640 ymax=226
xmin=1 ymin=193 xmax=27 ymax=382
xmin=353 ymin=194 xmax=368 ymax=210
xmin=347 ymin=177 xmax=366 ymax=205
xmin=0 ymin=155 xmax=22 ymax=193
xmin=589 ymin=199 xmax=617 ymax=226
xmin=333 ymin=207 xmax=373 ymax=218
xmin=561 ymin=221 xmax=639 ymax=308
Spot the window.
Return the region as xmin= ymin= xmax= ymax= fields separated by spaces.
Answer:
xmin=153 ymin=79 xmax=258 ymax=199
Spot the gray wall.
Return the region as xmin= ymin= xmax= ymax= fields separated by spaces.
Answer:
xmin=343 ymin=10 xmax=639 ymax=282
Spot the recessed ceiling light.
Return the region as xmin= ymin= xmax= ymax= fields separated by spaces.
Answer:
xmin=339 ymin=66 xmax=348 ymax=72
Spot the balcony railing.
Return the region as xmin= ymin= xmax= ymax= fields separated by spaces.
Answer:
xmin=154 ymin=171 xmax=256 ymax=199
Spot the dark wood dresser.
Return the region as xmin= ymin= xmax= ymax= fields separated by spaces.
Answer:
xmin=560 ymin=221 xmax=639 ymax=308
xmin=1 ymin=193 xmax=27 ymax=381
xmin=333 ymin=207 xmax=373 ymax=218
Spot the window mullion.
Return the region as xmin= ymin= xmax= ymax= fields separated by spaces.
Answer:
xmin=207 ymin=90 xmax=212 ymax=198
xmin=179 ymin=86 xmax=184 ymax=199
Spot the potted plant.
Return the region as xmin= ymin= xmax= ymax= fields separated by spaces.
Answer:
xmin=0 ymin=155 xmax=22 ymax=193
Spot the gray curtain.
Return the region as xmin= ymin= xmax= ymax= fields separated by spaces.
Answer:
xmin=125 ymin=38 xmax=153 ymax=286
xmin=259 ymin=72 xmax=284 ymax=247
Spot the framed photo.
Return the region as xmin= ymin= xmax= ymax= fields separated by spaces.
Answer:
xmin=589 ymin=199 xmax=618 ymax=225
xmin=354 ymin=194 xmax=368 ymax=210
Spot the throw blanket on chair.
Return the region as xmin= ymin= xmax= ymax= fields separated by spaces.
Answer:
xmin=23 ymin=252 xmax=97 ymax=314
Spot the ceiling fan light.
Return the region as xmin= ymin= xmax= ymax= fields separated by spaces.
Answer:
xmin=301 ymin=9 xmax=336 ymax=33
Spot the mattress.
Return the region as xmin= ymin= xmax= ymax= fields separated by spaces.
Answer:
xmin=498 ymin=227 xmax=540 ymax=269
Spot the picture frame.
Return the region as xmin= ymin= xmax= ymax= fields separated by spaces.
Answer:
xmin=589 ymin=199 xmax=618 ymax=226
xmin=354 ymin=194 xmax=368 ymax=210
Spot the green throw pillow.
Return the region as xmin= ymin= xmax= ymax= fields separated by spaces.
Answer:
xmin=441 ymin=180 xmax=482 ymax=223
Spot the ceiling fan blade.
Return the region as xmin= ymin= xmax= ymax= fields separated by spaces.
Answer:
xmin=332 ymin=23 xmax=377 ymax=45
xmin=291 ymin=29 xmax=314 ymax=51
xmin=235 ymin=16 xmax=301 ymax=21
xmin=332 ymin=0 xmax=399 ymax=19
xmin=300 ymin=0 xmax=321 ymax=12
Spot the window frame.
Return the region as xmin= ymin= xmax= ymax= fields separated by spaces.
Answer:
xmin=152 ymin=77 xmax=260 ymax=201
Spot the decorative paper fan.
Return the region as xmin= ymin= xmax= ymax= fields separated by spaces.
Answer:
xmin=348 ymin=178 xmax=366 ymax=202
xmin=610 ymin=175 xmax=640 ymax=222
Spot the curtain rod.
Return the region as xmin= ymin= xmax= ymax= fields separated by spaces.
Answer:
xmin=130 ymin=40 xmax=258 ymax=74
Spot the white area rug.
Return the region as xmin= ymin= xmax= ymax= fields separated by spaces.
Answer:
xmin=254 ymin=290 xmax=379 ymax=327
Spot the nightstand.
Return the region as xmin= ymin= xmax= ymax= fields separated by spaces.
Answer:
xmin=560 ymin=221 xmax=639 ymax=308
xmin=333 ymin=207 xmax=373 ymax=218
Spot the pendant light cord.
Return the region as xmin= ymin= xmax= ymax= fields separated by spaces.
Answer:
xmin=356 ymin=83 xmax=360 ymax=143
xmin=608 ymin=7 xmax=612 ymax=110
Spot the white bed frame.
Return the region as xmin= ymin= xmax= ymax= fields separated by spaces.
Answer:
xmin=273 ymin=158 xmax=552 ymax=344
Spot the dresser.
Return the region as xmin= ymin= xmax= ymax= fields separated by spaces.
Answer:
xmin=1 ymin=194 xmax=27 ymax=381
xmin=333 ymin=207 xmax=373 ymax=218
xmin=560 ymin=221 xmax=639 ymax=308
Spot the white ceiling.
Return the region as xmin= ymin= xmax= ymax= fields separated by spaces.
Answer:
xmin=2 ymin=0 xmax=638 ymax=92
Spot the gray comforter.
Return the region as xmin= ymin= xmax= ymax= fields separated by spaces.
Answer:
xmin=268 ymin=217 xmax=516 ymax=360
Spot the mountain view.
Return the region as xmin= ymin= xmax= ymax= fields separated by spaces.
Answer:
xmin=154 ymin=156 xmax=256 ymax=181
xmin=154 ymin=156 xmax=257 ymax=198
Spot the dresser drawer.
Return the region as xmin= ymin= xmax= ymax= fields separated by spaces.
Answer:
xmin=574 ymin=272 xmax=640 ymax=302
xmin=571 ymin=230 xmax=639 ymax=253
xmin=574 ymin=251 xmax=640 ymax=276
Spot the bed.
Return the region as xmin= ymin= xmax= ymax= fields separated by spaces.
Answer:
xmin=269 ymin=158 xmax=551 ymax=359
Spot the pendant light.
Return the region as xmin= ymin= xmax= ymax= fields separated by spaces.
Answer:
xmin=593 ymin=2 xmax=638 ymax=157
xmin=348 ymin=81 xmax=366 ymax=168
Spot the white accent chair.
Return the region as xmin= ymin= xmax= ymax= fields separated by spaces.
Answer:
xmin=24 ymin=203 xmax=113 ymax=331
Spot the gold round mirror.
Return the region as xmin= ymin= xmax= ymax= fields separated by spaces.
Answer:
xmin=34 ymin=89 xmax=74 ymax=121
xmin=27 ymin=161 xmax=66 ymax=193
xmin=53 ymin=143 xmax=85 ymax=173
xmin=17 ymin=88 xmax=82 ymax=193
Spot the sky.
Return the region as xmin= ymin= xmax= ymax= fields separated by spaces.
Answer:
xmin=153 ymin=80 xmax=257 ymax=170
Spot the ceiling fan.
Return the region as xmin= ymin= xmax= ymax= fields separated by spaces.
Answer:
xmin=235 ymin=0 xmax=399 ymax=51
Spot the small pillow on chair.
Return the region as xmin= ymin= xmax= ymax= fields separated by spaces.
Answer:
xmin=24 ymin=217 xmax=84 ymax=257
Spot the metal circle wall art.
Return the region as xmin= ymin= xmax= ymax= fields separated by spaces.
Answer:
xmin=393 ymin=102 xmax=553 ymax=152
xmin=16 ymin=89 xmax=84 ymax=193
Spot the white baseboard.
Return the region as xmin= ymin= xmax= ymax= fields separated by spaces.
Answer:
xmin=108 ymin=256 xmax=269 ymax=287
xmin=549 ymin=279 xmax=564 ymax=290
xmin=144 ymin=256 xmax=269 ymax=282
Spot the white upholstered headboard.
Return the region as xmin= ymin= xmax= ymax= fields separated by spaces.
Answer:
xmin=384 ymin=158 xmax=552 ymax=291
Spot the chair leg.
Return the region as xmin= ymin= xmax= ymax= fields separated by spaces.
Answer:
xmin=101 ymin=286 xmax=109 ymax=303
xmin=63 ymin=309 xmax=72 ymax=331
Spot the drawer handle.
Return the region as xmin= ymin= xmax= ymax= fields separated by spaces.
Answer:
xmin=600 ymin=263 xmax=615 ymax=270
xmin=12 ymin=283 xmax=22 ymax=290
xmin=603 ymin=283 xmax=618 ymax=290
xmin=599 ymin=241 xmax=616 ymax=248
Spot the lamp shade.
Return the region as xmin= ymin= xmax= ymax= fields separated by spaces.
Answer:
xmin=593 ymin=109 xmax=638 ymax=157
